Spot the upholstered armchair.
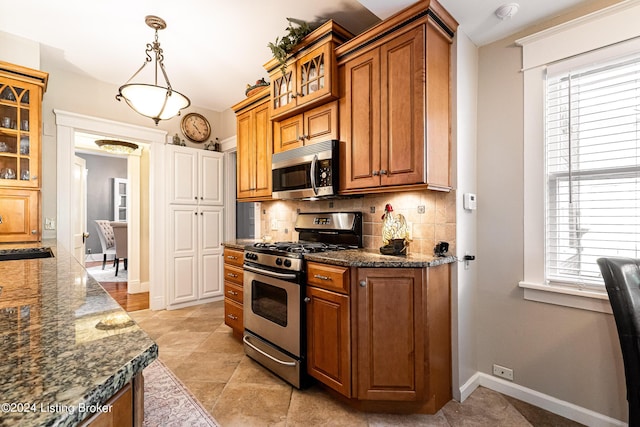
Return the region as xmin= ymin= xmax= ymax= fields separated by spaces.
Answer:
xmin=110 ymin=221 xmax=128 ymax=276
xmin=93 ymin=220 xmax=116 ymax=269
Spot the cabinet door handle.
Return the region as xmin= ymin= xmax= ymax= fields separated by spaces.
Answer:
xmin=194 ymin=196 xmax=198 ymax=200
xmin=0 ymin=215 xmax=3 ymax=224
xmin=304 ymin=297 xmax=311 ymax=303
xmin=31 ymin=230 xmax=37 ymax=234
xmin=227 ymin=255 xmax=238 ymax=260
xmin=227 ymin=273 xmax=238 ymax=278
xmin=227 ymin=289 xmax=238 ymax=296
xmin=313 ymin=274 xmax=331 ymax=281
xmin=359 ymin=280 xmax=366 ymax=287
xmin=379 ymin=169 xmax=388 ymax=175
xmin=291 ymin=93 xmax=298 ymax=99
xmin=227 ymin=314 xmax=238 ymax=320
xmin=372 ymin=170 xmax=380 ymax=176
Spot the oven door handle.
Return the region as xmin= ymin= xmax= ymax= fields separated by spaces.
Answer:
xmin=243 ymin=335 xmax=297 ymax=367
xmin=310 ymin=153 xmax=318 ymax=195
xmin=243 ymin=264 xmax=298 ymax=281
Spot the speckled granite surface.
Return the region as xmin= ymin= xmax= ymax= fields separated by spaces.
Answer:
xmin=0 ymin=241 xmax=158 ymax=427
xmin=222 ymin=239 xmax=260 ymax=250
xmin=223 ymin=240 xmax=456 ymax=268
xmin=304 ymin=249 xmax=457 ymax=268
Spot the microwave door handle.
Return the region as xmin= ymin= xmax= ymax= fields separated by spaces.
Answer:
xmin=310 ymin=154 xmax=319 ymax=195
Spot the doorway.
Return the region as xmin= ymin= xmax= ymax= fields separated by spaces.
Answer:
xmin=55 ymin=110 xmax=167 ymax=310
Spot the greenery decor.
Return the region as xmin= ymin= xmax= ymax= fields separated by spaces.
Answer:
xmin=268 ymin=18 xmax=312 ymax=75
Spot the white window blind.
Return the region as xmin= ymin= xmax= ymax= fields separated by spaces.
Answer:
xmin=545 ymin=53 xmax=640 ymax=289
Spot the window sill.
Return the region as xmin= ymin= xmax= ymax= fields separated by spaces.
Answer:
xmin=518 ymin=281 xmax=612 ymax=314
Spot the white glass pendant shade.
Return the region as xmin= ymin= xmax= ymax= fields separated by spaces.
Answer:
xmin=119 ymin=83 xmax=190 ymax=123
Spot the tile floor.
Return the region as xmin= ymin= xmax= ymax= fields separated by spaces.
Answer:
xmin=129 ymin=301 xmax=583 ymax=427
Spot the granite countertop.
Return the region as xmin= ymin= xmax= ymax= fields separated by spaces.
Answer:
xmin=222 ymin=240 xmax=456 ymax=268
xmin=304 ymin=249 xmax=457 ymax=268
xmin=222 ymin=239 xmax=261 ymax=250
xmin=0 ymin=240 xmax=158 ymax=427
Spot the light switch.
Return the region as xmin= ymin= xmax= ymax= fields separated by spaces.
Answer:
xmin=463 ymin=193 xmax=477 ymax=210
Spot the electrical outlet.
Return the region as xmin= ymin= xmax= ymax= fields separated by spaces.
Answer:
xmin=329 ymin=201 xmax=334 ymax=208
xmin=270 ymin=219 xmax=278 ymax=231
xmin=417 ymin=205 xmax=425 ymax=214
xmin=493 ymin=364 xmax=514 ymax=381
xmin=370 ymin=206 xmax=376 ymax=214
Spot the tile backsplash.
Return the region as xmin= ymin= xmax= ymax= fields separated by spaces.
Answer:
xmin=257 ymin=190 xmax=456 ymax=256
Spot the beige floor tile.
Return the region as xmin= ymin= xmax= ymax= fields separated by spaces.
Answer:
xmin=154 ymin=331 xmax=213 ymax=352
xmin=194 ymin=329 xmax=245 ymax=355
xmin=176 ymin=316 xmax=226 ymax=333
xmin=286 ymin=385 xmax=368 ymax=427
xmin=502 ymin=395 xmax=584 ymax=427
xmin=134 ymin=318 xmax=180 ymax=340
xmin=228 ymin=356 xmax=291 ymax=387
xmin=172 ymin=351 xmax=243 ymax=383
xmin=212 ymin=382 xmax=291 ymax=427
xmin=180 ymin=380 xmax=227 ymax=412
xmin=157 ymin=349 xmax=192 ymax=372
xmin=441 ymin=387 xmax=532 ymax=426
xmin=367 ymin=411 xmax=451 ymax=427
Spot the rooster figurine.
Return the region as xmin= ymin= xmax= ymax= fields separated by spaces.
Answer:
xmin=381 ymin=203 xmax=409 ymax=246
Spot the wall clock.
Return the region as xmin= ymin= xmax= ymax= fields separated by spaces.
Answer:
xmin=181 ymin=112 xmax=211 ymax=143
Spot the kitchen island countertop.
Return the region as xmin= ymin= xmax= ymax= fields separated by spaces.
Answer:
xmin=0 ymin=240 xmax=157 ymax=426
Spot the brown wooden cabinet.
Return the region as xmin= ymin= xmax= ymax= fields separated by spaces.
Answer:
xmin=306 ymin=261 xmax=452 ymax=413
xmin=233 ymin=89 xmax=272 ymax=201
xmin=80 ymin=374 xmax=144 ymax=427
xmin=265 ymin=21 xmax=352 ymax=121
xmin=223 ymin=247 xmax=244 ymax=338
xmin=306 ymin=262 xmax=351 ymax=395
xmin=273 ymin=101 xmax=338 ymax=153
xmin=0 ymin=61 xmax=47 ymax=242
xmin=337 ymin=1 xmax=457 ymax=195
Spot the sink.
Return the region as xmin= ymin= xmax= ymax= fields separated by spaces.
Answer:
xmin=0 ymin=247 xmax=54 ymax=261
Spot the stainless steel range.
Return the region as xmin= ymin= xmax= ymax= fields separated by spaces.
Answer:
xmin=243 ymin=212 xmax=362 ymax=388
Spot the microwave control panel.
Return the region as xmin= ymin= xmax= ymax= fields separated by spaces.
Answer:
xmin=317 ymin=159 xmax=332 ymax=187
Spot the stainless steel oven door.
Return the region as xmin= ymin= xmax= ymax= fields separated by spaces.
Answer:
xmin=243 ymin=265 xmax=301 ymax=357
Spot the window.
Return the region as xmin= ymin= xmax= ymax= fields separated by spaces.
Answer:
xmin=517 ymin=2 xmax=640 ymax=312
xmin=545 ymin=55 xmax=640 ymax=290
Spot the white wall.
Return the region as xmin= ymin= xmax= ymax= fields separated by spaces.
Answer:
xmin=475 ymin=4 xmax=627 ymax=422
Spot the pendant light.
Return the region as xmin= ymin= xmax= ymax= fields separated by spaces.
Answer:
xmin=116 ymin=15 xmax=190 ymax=125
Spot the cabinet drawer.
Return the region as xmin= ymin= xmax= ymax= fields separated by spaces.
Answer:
xmin=224 ymin=248 xmax=244 ymax=267
xmin=224 ymin=264 xmax=244 ymax=285
xmin=225 ymin=282 xmax=244 ymax=304
xmin=224 ymin=298 xmax=244 ymax=330
xmin=306 ymin=262 xmax=350 ymax=294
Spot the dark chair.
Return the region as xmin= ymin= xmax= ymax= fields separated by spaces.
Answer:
xmin=597 ymin=257 xmax=640 ymax=425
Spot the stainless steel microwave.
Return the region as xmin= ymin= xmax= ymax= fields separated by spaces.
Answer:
xmin=271 ymin=139 xmax=338 ymax=200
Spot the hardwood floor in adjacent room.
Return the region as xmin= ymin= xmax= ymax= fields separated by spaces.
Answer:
xmin=86 ymin=260 xmax=149 ymax=311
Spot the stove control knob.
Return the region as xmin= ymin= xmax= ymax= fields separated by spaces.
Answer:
xmin=275 ymin=258 xmax=283 ymax=266
xmin=284 ymin=259 xmax=292 ymax=268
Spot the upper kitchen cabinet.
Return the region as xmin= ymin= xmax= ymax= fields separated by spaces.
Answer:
xmin=273 ymin=101 xmax=338 ymax=153
xmin=168 ymin=145 xmax=224 ymax=206
xmin=233 ymin=87 xmax=272 ymax=201
xmin=337 ymin=0 xmax=457 ymax=195
xmin=0 ymin=61 xmax=47 ymax=242
xmin=264 ymin=21 xmax=353 ymax=121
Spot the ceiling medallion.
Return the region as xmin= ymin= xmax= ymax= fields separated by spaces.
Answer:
xmin=116 ymin=15 xmax=190 ymax=125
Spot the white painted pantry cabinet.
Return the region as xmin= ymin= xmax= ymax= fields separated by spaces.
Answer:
xmin=166 ymin=145 xmax=225 ymax=307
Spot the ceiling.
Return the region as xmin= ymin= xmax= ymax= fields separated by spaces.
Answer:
xmin=0 ymin=0 xmax=600 ymax=113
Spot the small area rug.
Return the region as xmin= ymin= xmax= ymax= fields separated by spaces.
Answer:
xmin=143 ymin=359 xmax=219 ymax=427
xmin=86 ymin=264 xmax=128 ymax=283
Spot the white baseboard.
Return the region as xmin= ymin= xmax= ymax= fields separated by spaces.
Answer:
xmin=459 ymin=372 xmax=626 ymax=427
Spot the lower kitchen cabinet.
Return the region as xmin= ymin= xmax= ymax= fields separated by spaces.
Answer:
xmin=0 ymin=189 xmax=39 ymax=242
xmin=305 ymin=261 xmax=452 ymax=413
xmin=223 ymin=247 xmax=244 ymax=338
xmin=167 ymin=205 xmax=224 ymax=307
xmin=306 ymin=283 xmax=351 ymax=396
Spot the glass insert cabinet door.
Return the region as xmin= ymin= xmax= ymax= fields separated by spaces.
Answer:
xmin=113 ymin=178 xmax=128 ymax=222
xmin=0 ymin=82 xmax=39 ymax=188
